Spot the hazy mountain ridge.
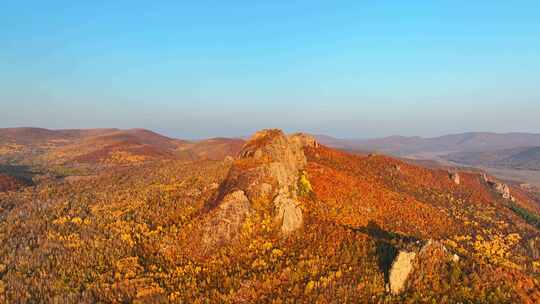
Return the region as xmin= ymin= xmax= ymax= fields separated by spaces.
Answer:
xmin=316 ymin=132 xmax=540 ymax=188
xmin=316 ymin=132 xmax=540 ymax=155
xmin=446 ymin=146 xmax=540 ymax=171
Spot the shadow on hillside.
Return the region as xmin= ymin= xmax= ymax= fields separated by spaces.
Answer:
xmin=0 ymin=164 xmax=37 ymax=185
xmin=349 ymin=220 xmax=420 ymax=244
xmin=348 ymin=221 xmax=421 ymax=286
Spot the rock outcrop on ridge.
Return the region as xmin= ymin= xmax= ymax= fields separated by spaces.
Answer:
xmin=482 ymin=173 xmax=512 ymax=200
xmin=449 ymin=171 xmax=460 ymax=185
xmin=197 ymin=129 xmax=318 ymax=254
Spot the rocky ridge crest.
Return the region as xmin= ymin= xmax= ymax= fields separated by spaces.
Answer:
xmin=197 ymin=129 xmax=318 ymax=254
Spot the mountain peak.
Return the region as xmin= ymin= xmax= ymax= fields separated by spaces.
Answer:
xmin=192 ymin=129 xmax=319 ymax=256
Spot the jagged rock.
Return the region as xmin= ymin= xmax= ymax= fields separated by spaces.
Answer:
xmin=449 ymin=172 xmax=460 ymax=185
xmin=198 ymin=129 xmax=317 ymax=249
xmin=288 ymin=132 xmax=319 ymax=149
xmin=387 ymin=240 xmax=458 ymax=295
xmin=235 ymin=129 xmax=316 ymax=234
xmin=389 ymin=251 xmax=416 ymax=295
xmin=274 ymin=191 xmax=303 ymax=234
xmin=490 ymin=181 xmax=511 ymax=199
xmin=201 ymin=190 xmax=252 ymax=250
xmin=267 ymin=161 xmax=298 ymax=190
xmin=482 ymin=173 xmax=511 ymax=199
xmin=497 ymin=183 xmax=511 ymax=199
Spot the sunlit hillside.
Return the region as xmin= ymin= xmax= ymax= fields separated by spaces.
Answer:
xmin=1 ymin=129 xmax=539 ymax=303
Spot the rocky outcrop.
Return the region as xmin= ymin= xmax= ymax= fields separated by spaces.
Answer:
xmin=449 ymin=172 xmax=460 ymax=185
xmin=274 ymin=191 xmax=303 ymax=234
xmin=201 ymin=190 xmax=252 ymax=250
xmin=288 ymin=132 xmax=319 ymax=150
xmin=483 ymin=174 xmax=512 ymax=200
xmin=198 ymin=129 xmax=318 ymax=253
xmin=387 ymin=240 xmax=459 ymax=295
xmin=388 ymin=251 xmax=416 ymax=295
xmin=235 ymin=130 xmax=317 ymax=234
xmin=493 ymin=182 xmax=511 ymax=199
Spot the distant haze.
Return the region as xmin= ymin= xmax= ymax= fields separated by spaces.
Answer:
xmin=1 ymin=2 xmax=539 ymax=139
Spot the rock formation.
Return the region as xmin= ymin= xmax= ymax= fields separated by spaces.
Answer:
xmin=449 ymin=171 xmax=460 ymax=185
xmin=387 ymin=240 xmax=458 ymax=295
xmin=197 ymin=129 xmax=318 ymax=254
xmin=482 ymin=173 xmax=516 ymax=201
xmin=388 ymin=250 xmax=417 ymax=295
xmin=274 ymin=191 xmax=303 ymax=234
xmin=483 ymin=174 xmax=511 ymax=199
xmin=493 ymin=182 xmax=511 ymax=199
xmin=201 ymin=190 xmax=252 ymax=250
xmin=234 ymin=130 xmax=317 ymax=234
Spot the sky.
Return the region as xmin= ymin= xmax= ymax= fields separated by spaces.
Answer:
xmin=1 ymin=1 xmax=539 ymax=139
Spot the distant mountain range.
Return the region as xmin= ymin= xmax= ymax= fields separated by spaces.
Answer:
xmin=315 ymin=132 xmax=540 ymax=156
xmin=446 ymin=146 xmax=540 ymax=171
xmin=315 ymin=132 xmax=540 ymax=185
xmin=3 ymin=127 xmax=540 ymax=177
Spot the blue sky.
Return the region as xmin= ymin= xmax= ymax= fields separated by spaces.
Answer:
xmin=1 ymin=1 xmax=539 ymax=139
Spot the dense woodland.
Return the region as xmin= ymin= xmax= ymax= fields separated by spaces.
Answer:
xmin=1 ymin=129 xmax=540 ymax=303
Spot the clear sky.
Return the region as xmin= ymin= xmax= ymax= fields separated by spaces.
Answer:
xmin=1 ymin=1 xmax=539 ymax=139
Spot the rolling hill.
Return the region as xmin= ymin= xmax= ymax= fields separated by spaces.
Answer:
xmin=445 ymin=146 xmax=540 ymax=171
xmin=1 ymin=128 xmax=539 ymax=303
xmin=0 ymin=128 xmax=242 ymax=169
xmin=317 ymin=132 xmax=540 ymax=156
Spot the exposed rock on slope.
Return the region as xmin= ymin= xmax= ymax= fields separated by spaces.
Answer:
xmin=232 ymin=129 xmax=317 ymax=234
xmin=196 ymin=129 xmax=318 ymax=255
xmin=274 ymin=191 xmax=303 ymax=234
xmin=449 ymin=171 xmax=460 ymax=185
xmin=388 ymin=250 xmax=416 ymax=295
xmin=201 ymin=190 xmax=252 ymax=251
xmin=388 ymin=240 xmax=458 ymax=295
xmin=493 ymin=182 xmax=511 ymax=200
xmin=483 ymin=174 xmax=512 ymax=199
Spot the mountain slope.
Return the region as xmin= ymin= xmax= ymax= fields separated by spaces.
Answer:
xmin=0 ymin=128 xmax=242 ymax=169
xmin=177 ymin=137 xmax=245 ymax=161
xmin=0 ymin=127 xmax=118 ymax=144
xmin=1 ymin=129 xmax=539 ymax=303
